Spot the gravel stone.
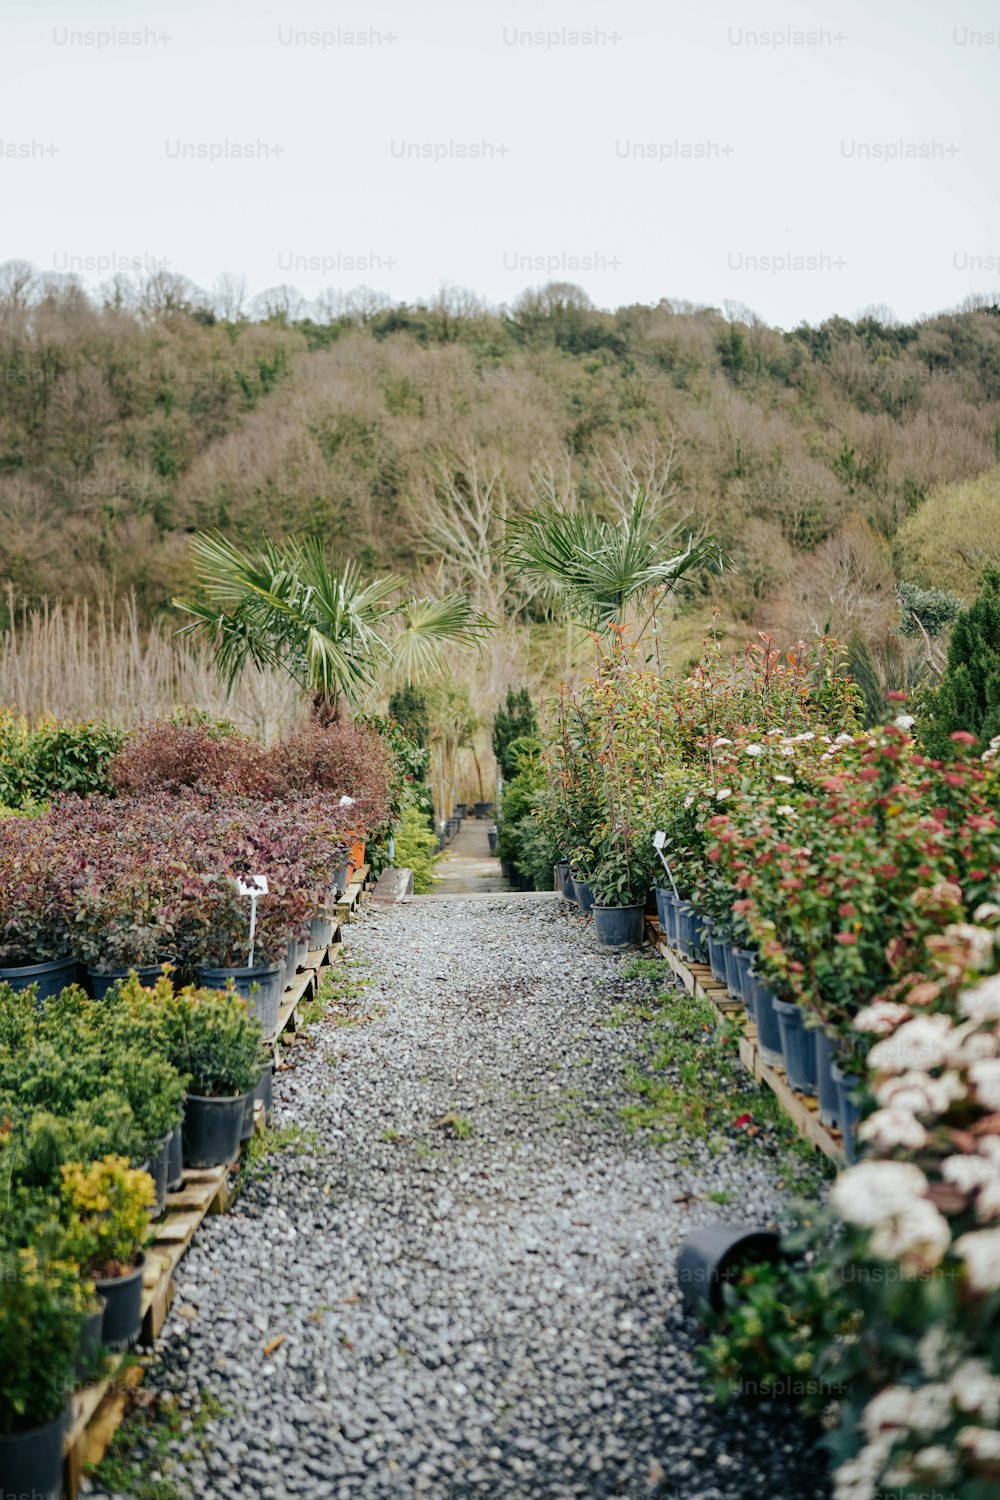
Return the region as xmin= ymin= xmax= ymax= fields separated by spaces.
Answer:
xmin=83 ymin=894 xmax=830 ymax=1500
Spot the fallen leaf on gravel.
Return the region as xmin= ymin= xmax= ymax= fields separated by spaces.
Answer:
xmin=263 ymin=1335 xmax=285 ymax=1356
xmin=175 ymin=1303 xmax=198 ymax=1320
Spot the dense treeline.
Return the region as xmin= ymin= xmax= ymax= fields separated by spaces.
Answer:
xmin=2 ymin=261 xmax=999 ymax=651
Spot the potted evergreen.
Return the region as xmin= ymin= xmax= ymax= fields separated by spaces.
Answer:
xmin=590 ymin=840 xmax=655 ymax=948
xmin=0 ymin=1243 xmax=87 ymax=1500
xmin=60 ymin=1155 xmax=154 ymax=1351
xmin=161 ymin=988 xmax=262 ymax=1168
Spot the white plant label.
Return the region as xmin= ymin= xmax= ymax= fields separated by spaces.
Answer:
xmin=653 ymin=830 xmax=667 ymax=850
xmin=237 ymin=875 xmax=269 ymax=966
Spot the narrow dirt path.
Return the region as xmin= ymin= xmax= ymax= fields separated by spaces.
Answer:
xmin=88 ymin=896 xmax=830 ymax=1500
xmin=431 ymin=818 xmax=509 ymax=895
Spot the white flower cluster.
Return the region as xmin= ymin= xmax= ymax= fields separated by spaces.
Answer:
xmin=834 ymin=963 xmax=1000 ymax=1498
xmin=835 ymin=1359 xmax=1000 ymax=1500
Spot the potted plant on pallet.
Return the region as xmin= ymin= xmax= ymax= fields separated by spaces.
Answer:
xmin=161 ymin=987 xmax=263 ymax=1169
xmin=71 ymin=862 xmax=177 ymax=1000
xmin=60 ymin=1155 xmax=155 ymax=1352
xmin=191 ymin=874 xmax=285 ymax=1041
xmin=0 ymin=821 xmax=76 ymax=999
xmin=0 ymin=1241 xmax=87 ymax=1500
xmin=590 ymin=836 xmax=655 ymax=949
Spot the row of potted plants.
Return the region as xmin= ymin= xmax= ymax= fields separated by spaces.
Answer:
xmin=0 ymin=719 xmax=394 ymax=1035
xmin=0 ymin=972 xmax=265 ymax=1497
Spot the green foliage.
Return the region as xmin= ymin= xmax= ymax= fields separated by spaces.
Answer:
xmin=700 ymin=1246 xmax=852 ymax=1415
xmin=159 ymin=983 xmax=262 ymax=1098
xmin=388 ymin=685 xmax=430 ymax=749
xmin=0 ymin=712 xmax=124 ymax=810
xmin=491 ymin=689 xmax=538 ymax=778
xmin=174 ymin=531 xmax=491 ymax=710
xmin=896 ymin=470 xmax=1000 ymax=598
xmin=896 ymin=581 xmax=963 ymax=638
xmin=59 ymin=1155 xmax=154 ymax=1276
xmin=0 ymin=1240 xmax=87 ymax=1431
xmin=920 ymin=565 xmax=1000 ymax=756
xmin=391 ymin=799 xmax=441 ymax=894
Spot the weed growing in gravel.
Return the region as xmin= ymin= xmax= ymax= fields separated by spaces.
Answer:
xmin=617 ymin=961 xmax=832 ymax=1193
xmin=240 ymin=1124 xmax=320 ymax=1180
xmin=433 ymin=1113 xmax=474 ymax=1140
xmin=90 ymin=1390 xmax=225 ymax=1498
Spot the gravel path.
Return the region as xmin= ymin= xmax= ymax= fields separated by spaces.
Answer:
xmin=88 ymin=895 xmax=831 ymax=1500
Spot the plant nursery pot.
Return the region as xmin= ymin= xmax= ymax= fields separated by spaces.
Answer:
xmin=676 ymin=1223 xmax=782 ymax=1315
xmin=241 ymin=1090 xmax=256 ymax=1142
xmin=722 ymin=941 xmax=743 ymax=1001
xmin=0 ymin=1402 xmax=70 ymax=1500
xmin=831 ymin=1062 xmax=862 ymax=1162
xmin=149 ymin=1133 xmax=171 ymax=1218
xmin=95 ymin=1255 xmax=146 ymax=1352
xmin=748 ymin=972 xmax=783 ymax=1067
xmin=661 ymin=891 xmax=679 ymax=946
xmin=0 ymin=953 xmax=77 ymax=1001
xmin=732 ymin=948 xmax=756 ymax=1005
xmin=487 ymin=828 xmax=499 ymax=855
xmin=87 ymin=961 xmax=166 ymax=999
xmin=197 ymin=961 xmax=284 ymax=1041
xmin=474 ymin=801 xmax=490 ymax=818
xmin=815 ymin=1029 xmax=840 ymax=1129
xmin=166 ymin=1120 xmax=185 ymax=1192
xmin=454 ymin=802 xmax=467 ymax=818
xmin=182 ymin=1092 xmax=250 ymax=1169
xmin=593 ymin=903 xmax=645 ymax=947
xmin=332 ymin=857 xmax=351 ymax=897
xmin=349 ymin=838 xmax=366 ymax=871
xmin=654 ymin=884 xmax=668 ymax=933
xmin=309 ymin=913 xmax=335 ymax=951
xmin=282 ymin=938 xmax=310 ymax=987
xmin=688 ymin=908 xmax=709 ymax=964
xmin=75 ymin=1300 xmax=106 ymax=1381
xmin=501 ymin=858 xmax=513 ymax=880
xmin=574 ymin=878 xmax=596 ymax=915
xmin=674 ymin=902 xmax=694 ymax=957
xmin=772 ymin=999 xmax=818 ymax=1096
xmin=254 ymin=1059 xmax=274 ymax=1123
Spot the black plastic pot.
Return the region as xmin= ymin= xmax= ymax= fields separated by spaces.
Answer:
xmin=0 ymin=954 xmax=76 ymax=1000
xmin=182 ymin=1092 xmax=250 ymax=1168
xmin=815 ymin=1029 xmax=840 ymax=1129
xmin=674 ymin=902 xmax=694 ymax=958
xmin=309 ymin=914 xmax=335 ymax=951
xmin=332 ymin=857 xmax=351 ymax=896
xmin=196 ymin=961 xmax=284 ymax=1040
xmin=722 ymin=940 xmax=743 ymax=1000
xmin=661 ymin=891 xmax=679 ymax=946
xmin=487 ymin=828 xmax=499 ymax=855
xmin=454 ymin=802 xmax=467 ymax=818
xmin=95 ymin=1255 xmax=146 ymax=1351
xmin=749 ymin=971 xmax=783 ymax=1067
xmin=501 ymin=858 xmax=513 ymax=879
xmin=732 ymin=947 xmax=756 ymax=1005
xmin=474 ymin=801 xmax=491 ymax=818
xmin=166 ymin=1120 xmax=185 ymax=1192
xmin=87 ymin=961 xmax=166 ymax=999
xmin=282 ymin=938 xmax=309 ymax=987
xmin=76 ymin=1300 xmax=106 ymax=1381
xmin=773 ymin=999 xmax=818 ymax=1096
xmin=832 ymin=1062 xmax=862 ymax=1161
xmin=705 ymin=924 xmax=728 ymax=985
xmin=149 ymin=1134 xmax=170 ymax=1218
xmin=0 ymin=1402 xmax=69 ymax=1500
xmin=254 ymin=1059 xmax=274 ymax=1123
xmin=676 ymin=1223 xmax=781 ymax=1315
xmin=574 ymin=877 xmax=596 ymax=915
xmin=593 ymin=903 xmax=645 ymax=947
xmin=241 ymin=1090 xmax=256 ymax=1142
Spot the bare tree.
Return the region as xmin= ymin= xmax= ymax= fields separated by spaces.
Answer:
xmin=251 ymin=283 xmax=307 ymax=323
xmin=213 ymin=271 xmax=248 ymax=322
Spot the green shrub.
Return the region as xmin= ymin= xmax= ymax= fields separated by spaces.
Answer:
xmin=0 ymin=712 xmax=124 ymax=809
xmin=492 ymin=690 xmax=538 ymax=779
xmin=919 ymin=565 xmax=1000 ymax=757
xmin=0 ymin=1239 xmax=87 ymax=1432
xmin=392 ymin=800 xmax=440 ymax=894
xmin=159 ymin=983 xmax=262 ymax=1097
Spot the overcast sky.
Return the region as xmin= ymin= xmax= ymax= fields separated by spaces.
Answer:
xmin=3 ymin=0 xmax=998 ymax=327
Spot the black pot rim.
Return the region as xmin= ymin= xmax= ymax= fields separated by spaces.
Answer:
xmin=196 ymin=961 xmax=283 ymax=980
xmin=0 ymin=953 xmax=75 ymax=977
xmin=93 ymin=1252 xmax=146 ymax=1291
xmin=186 ymin=1089 xmax=253 ymax=1105
xmin=0 ymin=1399 xmax=70 ymax=1444
xmin=593 ymin=901 xmax=645 ymax=912
xmin=87 ymin=960 xmax=168 ymax=977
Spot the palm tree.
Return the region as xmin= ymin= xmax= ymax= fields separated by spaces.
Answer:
xmin=174 ymin=532 xmax=492 ymax=718
xmin=505 ymin=488 xmax=726 ymax=644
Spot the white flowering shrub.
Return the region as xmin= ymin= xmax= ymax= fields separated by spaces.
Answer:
xmin=829 ymin=923 xmax=1000 ymax=1500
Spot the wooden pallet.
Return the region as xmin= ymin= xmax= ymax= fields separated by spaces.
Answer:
xmin=646 ymin=919 xmax=846 ymax=1166
xmin=61 ymin=924 xmax=363 ymax=1492
xmin=334 ymin=881 xmax=365 ymax=922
